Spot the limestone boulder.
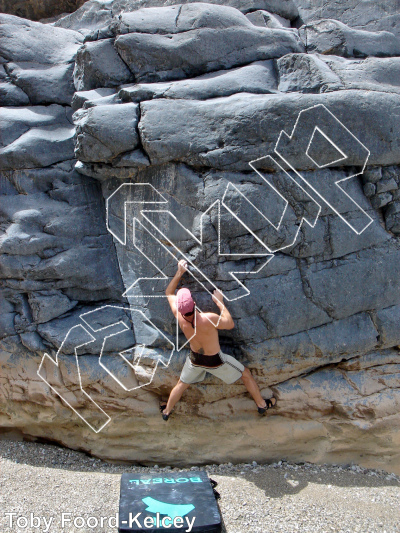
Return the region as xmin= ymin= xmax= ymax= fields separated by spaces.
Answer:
xmin=277 ymin=53 xmax=343 ymax=92
xmin=1 ymin=0 xmax=400 ymax=475
xmin=294 ymin=0 xmax=400 ymax=39
xmin=28 ymin=291 xmax=78 ymax=324
xmin=6 ymin=62 xmax=76 ymax=105
xmin=0 ymin=105 xmax=75 ymax=169
xmin=71 ymin=88 xmax=118 ymax=111
xmin=0 ymin=81 xmax=30 ymax=105
xmin=322 ymin=56 xmax=400 ymax=94
xmin=246 ymin=9 xmax=291 ymax=29
xmin=139 ymin=90 xmax=400 ymax=171
xmin=119 ymin=61 xmax=278 ymax=102
xmin=300 ymin=19 xmax=400 ymax=58
xmin=0 ymin=14 xmax=83 ymax=64
xmin=73 ymin=38 xmax=134 ymax=91
xmin=0 ymin=14 xmax=83 ymax=105
xmin=114 ymin=10 xmax=304 ymax=82
xmin=73 ymin=103 xmax=140 ymax=163
xmin=55 ymin=0 xmax=114 ymax=33
xmin=111 ymin=2 xmax=255 ymax=35
xmin=277 ymin=54 xmax=400 ymax=95
xmin=55 ymin=0 xmax=299 ymax=34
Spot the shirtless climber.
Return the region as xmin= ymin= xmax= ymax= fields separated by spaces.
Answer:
xmin=160 ymin=259 xmax=277 ymax=420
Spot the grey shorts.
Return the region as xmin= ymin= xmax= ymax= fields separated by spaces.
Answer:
xmin=180 ymin=351 xmax=245 ymax=385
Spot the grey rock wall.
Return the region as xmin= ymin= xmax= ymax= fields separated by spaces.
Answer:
xmin=1 ymin=0 xmax=400 ymax=473
xmin=0 ymin=14 xmax=83 ymax=105
xmin=293 ymin=0 xmax=400 ymax=38
xmin=54 ymin=0 xmax=299 ymax=36
xmin=299 ymin=19 xmax=400 ymax=58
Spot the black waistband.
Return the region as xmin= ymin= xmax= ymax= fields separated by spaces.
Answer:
xmin=189 ymin=350 xmax=223 ymax=368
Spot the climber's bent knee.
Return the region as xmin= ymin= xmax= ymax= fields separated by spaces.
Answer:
xmin=241 ymin=367 xmax=252 ymax=380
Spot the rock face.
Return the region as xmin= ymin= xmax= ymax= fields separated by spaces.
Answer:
xmin=70 ymin=3 xmax=303 ymax=88
xmin=74 ymin=103 xmax=140 ymax=162
xmin=55 ymin=0 xmax=299 ymax=35
xmin=0 ymin=14 xmax=83 ymax=105
xmin=294 ymin=0 xmax=400 ymax=39
xmin=1 ymin=0 xmax=400 ymax=475
xmin=137 ymin=91 xmax=400 ymax=169
xmin=299 ymin=19 xmax=400 ymax=58
xmin=119 ymin=61 xmax=279 ymax=102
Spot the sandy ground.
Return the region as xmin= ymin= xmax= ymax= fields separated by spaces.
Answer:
xmin=0 ymin=439 xmax=399 ymax=533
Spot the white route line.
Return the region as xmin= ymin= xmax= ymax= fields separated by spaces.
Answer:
xmin=133 ymin=202 xmax=271 ymax=298
xmin=216 ymin=195 xmax=274 ymax=256
xmin=37 ymin=305 xmax=174 ymax=431
xmin=37 ymin=324 xmax=111 ymax=433
xmin=127 ymin=216 xmax=225 ymax=349
xmin=226 ymin=255 xmax=275 ymax=298
xmin=222 ymin=181 xmax=288 ymax=232
xmin=305 ymin=126 xmax=347 ymax=168
xmin=275 ymin=103 xmax=373 ymax=235
xmin=106 ymin=183 xmax=168 ymax=246
xmin=248 ymin=155 xmax=322 ymax=253
xmin=80 ymin=305 xmax=175 ymax=374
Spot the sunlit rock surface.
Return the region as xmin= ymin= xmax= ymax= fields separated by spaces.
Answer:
xmin=1 ymin=0 xmax=400 ymax=474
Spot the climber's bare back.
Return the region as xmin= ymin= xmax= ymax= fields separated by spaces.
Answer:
xmin=178 ymin=312 xmax=221 ymax=355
